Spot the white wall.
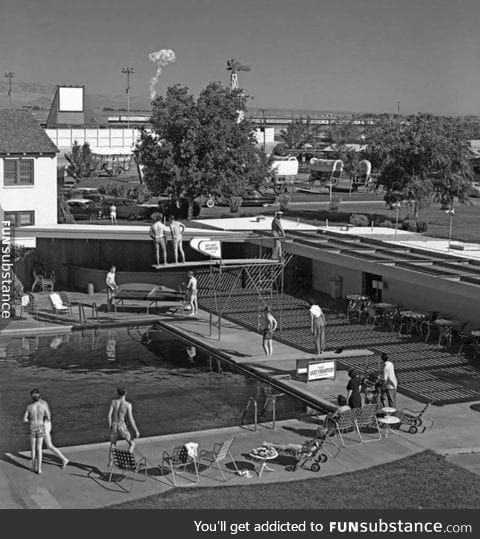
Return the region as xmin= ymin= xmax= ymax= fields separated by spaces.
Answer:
xmin=45 ymin=127 xmax=142 ymax=152
xmin=254 ymin=127 xmax=275 ymax=145
xmin=0 ymin=155 xmax=58 ymax=227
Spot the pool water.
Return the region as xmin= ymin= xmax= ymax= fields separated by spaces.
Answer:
xmin=0 ymin=325 xmax=305 ymax=455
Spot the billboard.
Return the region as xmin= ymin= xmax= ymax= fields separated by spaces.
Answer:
xmin=58 ymin=87 xmax=84 ymax=112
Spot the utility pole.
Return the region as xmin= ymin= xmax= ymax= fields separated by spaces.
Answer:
xmin=260 ymin=108 xmax=267 ymax=153
xmin=121 ymin=66 xmax=134 ymax=129
xmin=397 ymin=100 xmax=400 ymax=116
xmin=4 ymin=72 xmax=14 ymax=108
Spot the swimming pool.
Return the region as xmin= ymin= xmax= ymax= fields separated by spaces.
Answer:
xmin=0 ymin=325 xmax=306 ymax=455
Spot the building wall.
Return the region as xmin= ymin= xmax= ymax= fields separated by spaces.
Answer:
xmin=382 ymin=278 xmax=480 ymax=328
xmin=311 ymin=258 xmax=479 ymax=328
xmin=312 ymin=260 xmax=362 ymax=297
xmin=0 ymin=155 xmax=57 ymax=226
xmin=45 ymin=127 xmax=141 ymax=151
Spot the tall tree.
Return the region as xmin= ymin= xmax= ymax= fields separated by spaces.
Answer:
xmin=280 ymin=117 xmax=314 ymax=149
xmin=364 ymin=115 xmax=473 ymax=217
xmin=136 ymin=82 xmax=266 ymax=217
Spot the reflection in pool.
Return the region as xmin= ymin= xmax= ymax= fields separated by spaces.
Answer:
xmin=0 ymin=325 xmax=306 ymax=455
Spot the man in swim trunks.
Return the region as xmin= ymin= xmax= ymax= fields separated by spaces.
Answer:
xmin=107 ymin=387 xmax=140 ymax=466
xmin=23 ymin=388 xmax=49 ymax=474
xmin=262 ymin=306 xmax=278 ymax=358
xmin=149 ymin=213 xmax=168 ymax=266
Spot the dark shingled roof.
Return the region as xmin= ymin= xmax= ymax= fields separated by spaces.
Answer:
xmin=0 ymin=109 xmax=59 ymax=154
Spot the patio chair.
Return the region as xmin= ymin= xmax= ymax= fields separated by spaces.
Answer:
xmin=107 ymin=448 xmax=147 ymax=493
xmin=353 ymin=404 xmax=382 ymax=443
xmin=49 ymin=293 xmax=70 ymax=315
xmin=330 ymin=409 xmax=358 ymax=447
xmin=161 ymin=444 xmax=199 ymax=487
xmin=198 ymin=437 xmax=240 ymax=481
xmin=31 ymin=268 xmax=55 ymax=293
xmin=365 ymin=305 xmax=379 ymax=329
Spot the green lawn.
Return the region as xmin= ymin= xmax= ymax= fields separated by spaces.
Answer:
xmin=106 ymin=451 xmax=480 ymax=509
xmin=286 ymin=201 xmax=480 ymax=243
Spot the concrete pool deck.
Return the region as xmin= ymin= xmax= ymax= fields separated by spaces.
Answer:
xmin=0 ymin=418 xmax=427 ymax=509
xmin=2 ymin=296 xmax=480 ymax=508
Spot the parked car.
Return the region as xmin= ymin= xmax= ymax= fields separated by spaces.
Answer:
xmin=101 ymin=198 xmax=152 ymax=220
xmin=468 ymin=182 xmax=480 ymax=198
xmin=66 ymin=198 xmax=104 ymax=220
xmin=205 ymin=190 xmax=276 ymax=208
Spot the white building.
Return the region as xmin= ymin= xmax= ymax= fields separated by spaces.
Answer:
xmin=0 ymin=109 xmax=59 ymax=245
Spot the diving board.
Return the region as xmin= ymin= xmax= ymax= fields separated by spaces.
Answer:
xmin=151 ymin=258 xmax=283 ymax=270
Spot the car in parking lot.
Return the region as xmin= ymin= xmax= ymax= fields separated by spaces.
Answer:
xmin=468 ymin=182 xmax=480 ymax=198
xmin=66 ymin=198 xmax=104 ymax=220
xmin=204 ymin=190 xmax=276 ymax=208
xmin=100 ymin=197 xmax=153 ymax=220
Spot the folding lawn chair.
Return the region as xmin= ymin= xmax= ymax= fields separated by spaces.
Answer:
xmin=108 ymin=448 xmax=148 ymax=493
xmin=49 ymin=293 xmax=70 ymax=315
xmin=161 ymin=444 xmax=199 ymax=487
xmin=198 ymin=437 xmax=239 ymax=481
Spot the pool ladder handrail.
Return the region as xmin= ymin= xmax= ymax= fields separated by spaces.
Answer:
xmin=78 ymin=302 xmax=99 ymax=324
xmin=240 ymin=391 xmax=285 ymax=431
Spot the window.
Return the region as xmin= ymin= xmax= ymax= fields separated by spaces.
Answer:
xmin=3 ymin=159 xmax=34 ymax=186
xmin=3 ymin=211 xmax=35 ymax=227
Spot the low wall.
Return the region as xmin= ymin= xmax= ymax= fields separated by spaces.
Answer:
xmin=66 ymin=265 xmax=188 ymax=293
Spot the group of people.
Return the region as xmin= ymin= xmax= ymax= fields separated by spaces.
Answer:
xmin=261 ymin=298 xmax=326 ymax=359
xmin=149 ymin=214 xmax=186 ymax=266
xmin=345 ymin=353 xmax=398 ymax=409
xmin=24 ymin=387 xmax=140 ymax=474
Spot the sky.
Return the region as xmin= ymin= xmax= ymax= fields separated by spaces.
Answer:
xmin=1 ymin=0 xmax=480 ymax=115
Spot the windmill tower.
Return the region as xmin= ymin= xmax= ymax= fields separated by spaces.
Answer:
xmin=226 ymin=58 xmax=251 ymax=91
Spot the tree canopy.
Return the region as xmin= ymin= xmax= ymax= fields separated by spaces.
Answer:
xmin=279 ymin=117 xmax=315 ymax=149
xmin=136 ymin=82 xmax=266 ymax=216
xmin=363 ymin=114 xmax=473 ymax=216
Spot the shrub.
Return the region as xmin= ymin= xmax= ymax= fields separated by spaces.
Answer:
xmin=380 ymin=220 xmax=394 ymax=228
xmin=329 ymin=194 xmax=342 ymax=211
xmin=350 ymin=214 xmax=370 ymax=227
xmin=229 ymin=196 xmax=243 ymax=213
xmin=277 ymin=192 xmax=291 ymax=212
xmin=401 ymin=219 xmax=418 ymax=232
xmin=318 ymin=210 xmax=352 ymax=223
xmin=416 ymin=219 xmax=428 ymax=232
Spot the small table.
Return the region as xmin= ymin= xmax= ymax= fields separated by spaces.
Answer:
xmin=249 ymin=448 xmax=278 ymax=477
xmin=378 ymin=415 xmax=401 ymax=437
xmin=382 ymin=407 xmax=396 ymax=416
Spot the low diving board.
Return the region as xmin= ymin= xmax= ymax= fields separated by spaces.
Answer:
xmin=151 ymin=258 xmax=282 ymax=270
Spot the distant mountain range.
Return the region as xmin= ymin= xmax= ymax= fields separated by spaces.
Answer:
xmin=0 ymin=80 xmax=366 ymax=119
xmin=0 ymin=80 xmax=152 ymax=114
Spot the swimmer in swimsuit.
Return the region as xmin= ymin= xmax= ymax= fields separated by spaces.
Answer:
xmin=262 ymin=306 xmax=278 ymax=359
xmin=107 ymin=387 xmax=140 ymax=466
xmin=23 ymin=389 xmax=49 ymax=474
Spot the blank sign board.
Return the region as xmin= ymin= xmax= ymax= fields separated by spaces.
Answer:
xmin=58 ymin=87 xmax=84 ymax=112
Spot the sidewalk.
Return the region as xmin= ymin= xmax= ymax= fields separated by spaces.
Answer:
xmin=1 ymin=417 xmax=424 ymax=509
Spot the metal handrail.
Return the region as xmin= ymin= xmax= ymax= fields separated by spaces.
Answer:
xmin=78 ymin=304 xmax=86 ymax=324
xmin=240 ymin=397 xmax=258 ymax=431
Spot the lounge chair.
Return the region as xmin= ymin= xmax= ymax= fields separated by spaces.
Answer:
xmin=49 ymin=293 xmax=70 ymax=315
xmin=198 ymin=438 xmax=239 ymax=481
xmin=107 ymin=448 xmax=147 ymax=493
xmin=161 ymin=444 xmax=199 ymax=487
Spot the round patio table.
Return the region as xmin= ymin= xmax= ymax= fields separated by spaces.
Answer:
xmin=249 ymin=448 xmax=278 ymax=477
xmin=399 ymin=311 xmax=425 ymax=335
xmin=378 ymin=415 xmax=401 ymax=437
xmin=381 ymin=407 xmax=397 ymax=416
